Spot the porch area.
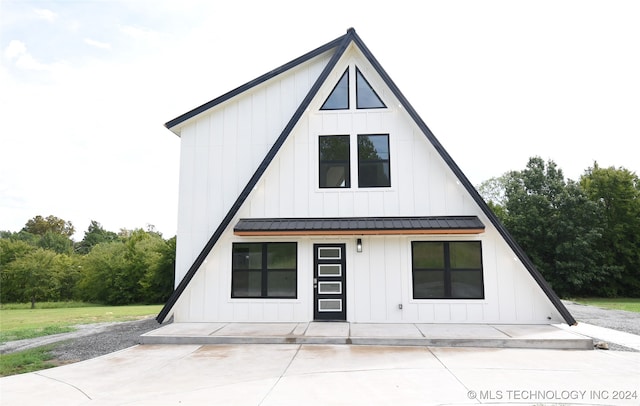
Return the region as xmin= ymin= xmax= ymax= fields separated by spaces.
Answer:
xmin=140 ymin=322 xmax=594 ymax=350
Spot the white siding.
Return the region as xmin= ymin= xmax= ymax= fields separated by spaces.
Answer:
xmin=172 ymin=46 xmax=565 ymax=324
xmin=174 ymin=52 xmax=332 ymax=282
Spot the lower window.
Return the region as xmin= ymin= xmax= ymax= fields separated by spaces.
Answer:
xmin=232 ymin=242 xmax=297 ymax=298
xmin=412 ymin=241 xmax=484 ymax=299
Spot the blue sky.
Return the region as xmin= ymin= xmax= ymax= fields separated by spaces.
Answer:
xmin=2 ymin=0 xmax=639 ymax=240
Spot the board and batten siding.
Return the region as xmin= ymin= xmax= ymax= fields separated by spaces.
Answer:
xmin=174 ymin=52 xmax=332 ymax=283
xmin=171 ymin=232 xmax=560 ymax=323
xmin=170 ymin=46 xmax=564 ymax=324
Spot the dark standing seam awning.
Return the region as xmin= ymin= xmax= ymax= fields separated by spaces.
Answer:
xmin=234 ymin=216 xmax=485 ymax=236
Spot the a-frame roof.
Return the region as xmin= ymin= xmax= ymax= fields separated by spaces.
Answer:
xmin=158 ymin=28 xmax=575 ymax=325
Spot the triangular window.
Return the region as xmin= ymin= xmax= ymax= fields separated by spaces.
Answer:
xmin=321 ymin=68 xmax=349 ymax=110
xmin=356 ymin=68 xmax=386 ymax=109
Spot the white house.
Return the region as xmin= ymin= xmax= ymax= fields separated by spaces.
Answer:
xmin=157 ymin=28 xmax=576 ymax=326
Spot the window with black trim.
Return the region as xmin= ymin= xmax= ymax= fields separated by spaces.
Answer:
xmin=232 ymin=242 xmax=297 ymax=298
xmin=320 ymin=68 xmax=349 ymax=110
xmin=412 ymin=241 xmax=484 ymax=299
xmin=319 ymin=135 xmax=350 ymax=188
xmin=356 ymin=67 xmax=385 ymax=109
xmin=358 ymin=134 xmax=390 ymax=187
xmin=320 ymin=66 xmax=386 ymax=110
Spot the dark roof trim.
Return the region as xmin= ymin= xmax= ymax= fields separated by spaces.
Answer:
xmin=165 ymin=34 xmax=348 ymax=132
xmin=234 ymin=216 xmax=485 ymax=235
xmin=347 ymin=31 xmax=576 ymax=325
xmin=156 ymin=29 xmax=355 ymax=323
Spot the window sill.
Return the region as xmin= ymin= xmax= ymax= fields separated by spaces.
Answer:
xmin=228 ymin=298 xmax=301 ymax=303
xmin=408 ymin=298 xmax=487 ymax=304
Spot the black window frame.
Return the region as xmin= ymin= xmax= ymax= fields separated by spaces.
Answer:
xmin=411 ymin=241 xmax=484 ymax=299
xmin=320 ymin=67 xmax=350 ymax=110
xmin=319 ymin=135 xmax=351 ymax=188
xmin=231 ymin=242 xmax=297 ymax=299
xmin=357 ymin=134 xmax=391 ymax=188
xmin=355 ymin=67 xmax=386 ymax=109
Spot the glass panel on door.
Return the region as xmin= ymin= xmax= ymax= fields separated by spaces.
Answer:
xmin=314 ymin=244 xmax=346 ymax=321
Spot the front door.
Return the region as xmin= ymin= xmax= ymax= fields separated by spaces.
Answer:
xmin=313 ymin=243 xmax=346 ymax=321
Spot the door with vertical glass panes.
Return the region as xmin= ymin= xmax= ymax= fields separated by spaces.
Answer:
xmin=313 ymin=244 xmax=346 ymax=320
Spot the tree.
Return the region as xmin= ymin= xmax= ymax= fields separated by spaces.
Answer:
xmin=22 ymin=215 xmax=75 ymax=237
xmin=78 ymin=229 xmax=176 ymax=305
xmin=38 ymin=231 xmax=74 ymax=254
xmin=53 ymin=254 xmax=83 ymax=301
xmin=552 ymin=180 xmax=611 ymax=295
xmin=0 ymin=239 xmax=36 ymax=303
xmin=18 ymin=215 xmax=76 ymax=255
xmin=1 ymin=249 xmax=59 ymax=307
xmin=477 ymin=174 xmax=511 ymax=220
xmin=503 ymin=157 xmax=566 ymax=273
xmin=0 ymin=239 xmax=35 ymax=268
xmin=502 ymin=157 xmax=608 ymax=297
xmin=580 ymin=163 xmax=640 ymax=296
xmin=2 ymin=230 xmax=41 ymax=247
xmin=75 ymin=220 xmax=118 ymax=254
xmin=78 ymin=241 xmax=129 ymax=304
xmin=140 ymin=236 xmax=175 ymax=303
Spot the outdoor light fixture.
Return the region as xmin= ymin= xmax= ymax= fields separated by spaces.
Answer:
xmin=356 ymin=238 xmax=362 ymax=252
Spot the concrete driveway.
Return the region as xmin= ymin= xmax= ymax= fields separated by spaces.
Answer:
xmin=2 ymin=344 xmax=639 ymax=405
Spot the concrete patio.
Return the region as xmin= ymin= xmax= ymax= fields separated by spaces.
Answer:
xmin=4 ymin=323 xmax=639 ymax=405
xmin=141 ymin=322 xmax=594 ymax=350
xmin=3 ymin=343 xmax=639 ymax=405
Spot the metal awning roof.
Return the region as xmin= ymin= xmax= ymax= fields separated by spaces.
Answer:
xmin=234 ymin=216 xmax=485 ymax=236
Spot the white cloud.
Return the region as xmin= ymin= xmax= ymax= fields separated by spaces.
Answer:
xmin=3 ymin=40 xmax=50 ymax=70
xmin=3 ymin=40 xmax=48 ymax=71
xmin=84 ymin=38 xmax=111 ymax=49
xmin=33 ymin=8 xmax=57 ymax=22
xmin=119 ymin=25 xmax=160 ymax=42
xmin=15 ymin=52 xmax=50 ymax=71
xmin=3 ymin=40 xmax=68 ymax=73
xmin=4 ymin=40 xmax=27 ymax=60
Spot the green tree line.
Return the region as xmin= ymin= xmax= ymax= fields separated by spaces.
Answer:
xmin=0 ymin=216 xmax=175 ymax=308
xmin=479 ymin=158 xmax=640 ymax=298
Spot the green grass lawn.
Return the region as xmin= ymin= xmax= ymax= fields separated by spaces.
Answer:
xmin=0 ymin=345 xmax=59 ymax=376
xmin=0 ymin=302 xmax=162 ymax=376
xmin=0 ymin=303 xmax=162 ymax=343
xmin=573 ymin=298 xmax=640 ymax=313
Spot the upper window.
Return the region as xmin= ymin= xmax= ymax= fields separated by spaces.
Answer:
xmin=319 ymin=135 xmax=350 ymax=188
xmin=232 ymin=242 xmax=297 ymax=298
xmin=320 ymin=66 xmax=386 ymax=110
xmin=358 ymin=134 xmax=390 ymax=187
xmin=321 ymin=68 xmax=349 ymax=110
xmin=412 ymin=241 xmax=484 ymax=299
xmin=356 ymin=67 xmax=386 ymax=109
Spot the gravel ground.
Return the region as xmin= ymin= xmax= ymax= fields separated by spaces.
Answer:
xmin=2 ymin=301 xmax=639 ymax=365
xmin=562 ymin=300 xmax=640 ymax=352
xmin=562 ymin=300 xmax=640 ymax=336
xmin=0 ymin=317 xmax=164 ymax=362
xmin=50 ymin=317 xmax=164 ymax=362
